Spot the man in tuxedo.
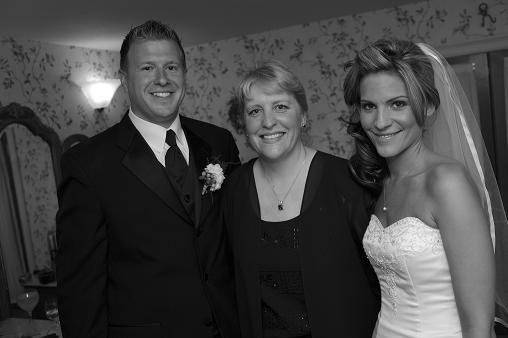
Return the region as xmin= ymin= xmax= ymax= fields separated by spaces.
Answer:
xmin=56 ymin=20 xmax=240 ymax=338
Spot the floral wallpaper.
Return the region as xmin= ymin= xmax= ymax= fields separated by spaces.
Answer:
xmin=0 ymin=40 xmax=128 ymax=269
xmin=183 ymin=0 xmax=508 ymax=160
xmin=0 ymin=0 xmax=507 ymax=270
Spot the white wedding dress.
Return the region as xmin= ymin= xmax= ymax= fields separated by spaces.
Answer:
xmin=363 ymin=215 xmax=462 ymax=338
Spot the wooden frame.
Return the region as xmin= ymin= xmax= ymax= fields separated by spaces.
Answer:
xmin=62 ymin=133 xmax=88 ymax=152
xmin=0 ymin=103 xmax=62 ymax=185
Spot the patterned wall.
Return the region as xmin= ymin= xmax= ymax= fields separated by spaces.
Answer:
xmin=0 ymin=41 xmax=128 ymax=269
xmin=0 ymin=0 xmax=507 ymax=269
xmin=182 ymin=0 xmax=508 ymax=160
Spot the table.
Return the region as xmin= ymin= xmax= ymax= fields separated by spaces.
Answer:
xmin=22 ymin=279 xmax=57 ymax=289
xmin=0 ymin=317 xmax=61 ymax=337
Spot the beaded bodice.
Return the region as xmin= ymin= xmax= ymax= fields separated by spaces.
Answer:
xmin=362 ymin=215 xmax=462 ymax=337
xmin=259 ymin=218 xmax=311 ymax=338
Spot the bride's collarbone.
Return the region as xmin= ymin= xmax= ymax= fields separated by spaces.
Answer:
xmin=379 ymin=184 xmax=436 ymax=228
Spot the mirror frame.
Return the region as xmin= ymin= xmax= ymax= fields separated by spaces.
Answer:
xmin=0 ymin=103 xmax=62 ymax=185
xmin=62 ymin=133 xmax=88 ymax=152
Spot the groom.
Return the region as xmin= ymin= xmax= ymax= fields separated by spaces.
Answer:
xmin=56 ymin=20 xmax=240 ymax=338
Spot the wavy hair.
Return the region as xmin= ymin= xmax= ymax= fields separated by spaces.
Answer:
xmin=343 ymin=39 xmax=440 ymax=194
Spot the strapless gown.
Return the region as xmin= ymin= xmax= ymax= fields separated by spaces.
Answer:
xmin=362 ymin=215 xmax=462 ymax=337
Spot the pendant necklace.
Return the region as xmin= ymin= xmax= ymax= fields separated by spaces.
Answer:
xmin=382 ymin=161 xmax=424 ymax=212
xmin=382 ymin=178 xmax=389 ymax=212
xmin=263 ymin=148 xmax=307 ymax=211
xmin=382 ymin=189 xmax=388 ymax=212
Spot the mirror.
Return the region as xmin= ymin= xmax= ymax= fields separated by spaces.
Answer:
xmin=0 ymin=103 xmax=61 ymax=302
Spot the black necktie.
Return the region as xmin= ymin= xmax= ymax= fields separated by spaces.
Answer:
xmin=165 ymin=130 xmax=187 ymax=189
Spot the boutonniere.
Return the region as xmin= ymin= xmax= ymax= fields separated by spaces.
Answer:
xmin=199 ymin=162 xmax=226 ymax=195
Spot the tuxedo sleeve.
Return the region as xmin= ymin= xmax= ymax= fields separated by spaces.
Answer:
xmin=56 ymin=151 xmax=107 ymax=338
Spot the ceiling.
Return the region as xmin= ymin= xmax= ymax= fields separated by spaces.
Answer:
xmin=2 ymin=0 xmax=420 ymax=51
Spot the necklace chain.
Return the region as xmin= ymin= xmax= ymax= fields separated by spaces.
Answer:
xmin=382 ymin=179 xmax=388 ymax=212
xmin=262 ymin=148 xmax=307 ymax=211
xmin=382 ymin=165 xmax=424 ymax=212
xmin=382 ymin=161 xmax=427 ymax=212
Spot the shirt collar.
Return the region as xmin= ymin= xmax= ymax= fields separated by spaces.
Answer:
xmin=128 ymin=109 xmax=185 ymax=151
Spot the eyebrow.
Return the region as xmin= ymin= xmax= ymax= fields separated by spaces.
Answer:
xmin=272 ymin=99 xmax=291 ymax=105
xmin=388 ymin=96 xmax=408 ymax=100
xmin=136 ymin=59 xmax=182 ymax=65
xmin=360 ymin=95 xmax=408 ymax=102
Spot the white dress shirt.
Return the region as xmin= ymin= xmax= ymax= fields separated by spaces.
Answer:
xmin=129 ymin=110 xmax=190 ymax=166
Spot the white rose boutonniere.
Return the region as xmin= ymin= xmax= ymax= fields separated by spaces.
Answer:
xmin=199 ymin=163 xmax=225 ymax=195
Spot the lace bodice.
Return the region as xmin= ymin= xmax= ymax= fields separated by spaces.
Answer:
xmin=363 ymin=215 xmax=462 ymax=337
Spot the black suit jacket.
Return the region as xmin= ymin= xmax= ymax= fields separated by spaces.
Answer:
xmin=56 ymin=114 xmax=241 ymax=338
xmin=223 ymin=152 xmax=380 ymax=338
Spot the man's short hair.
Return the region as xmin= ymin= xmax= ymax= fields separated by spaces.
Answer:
xmin=119 ymin=20 xmax=186 ymax=73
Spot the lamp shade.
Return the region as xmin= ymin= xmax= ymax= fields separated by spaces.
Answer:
xmin=80 ymin=79 xmax=121 ymax=109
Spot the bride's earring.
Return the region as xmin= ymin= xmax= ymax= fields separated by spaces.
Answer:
xmin=426 ymin=106 xmax=436 ymax=117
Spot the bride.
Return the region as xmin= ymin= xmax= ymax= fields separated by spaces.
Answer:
xmin=343 ymin=39 xmax=508 ymax=337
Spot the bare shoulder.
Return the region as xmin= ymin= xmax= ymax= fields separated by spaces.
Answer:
xmin=422 ymin=156 xmax=489 ymax=233
xmin=425 ymin=158 xmax=480 ymax=208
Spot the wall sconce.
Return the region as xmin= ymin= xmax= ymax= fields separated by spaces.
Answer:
xmin=80 ymin=79 xmax=121 ymax=111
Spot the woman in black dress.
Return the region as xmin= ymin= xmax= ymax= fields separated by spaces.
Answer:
xmin=223 ymin=59 xmax=379 ymax=338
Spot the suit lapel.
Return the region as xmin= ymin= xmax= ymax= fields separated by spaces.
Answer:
xmin=181 ymin=118 xmax=214 ymax=225
xmin=116 ymin=115 xmax=193 ymax=224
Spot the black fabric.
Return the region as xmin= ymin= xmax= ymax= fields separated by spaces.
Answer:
xmin=165 ymin=129 xmax=188 ymax=189
xmin=223 ymin=151 xmax=380 ymax=338
xmin=56 ymin=114 xmax=241 ymax=338
xmin=165 ymin=129 xmax=198 ymax=224
xmin=259 ymin=217 xmax=311 ymax=338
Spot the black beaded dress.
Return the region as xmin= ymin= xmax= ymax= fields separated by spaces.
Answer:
xmin=223 ymin=151 xmax=380 ymax=338
xmin=259 ymin=216 xmax=311 ymax=337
